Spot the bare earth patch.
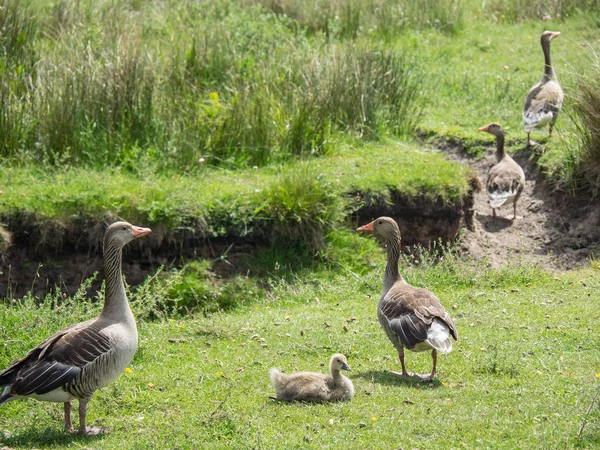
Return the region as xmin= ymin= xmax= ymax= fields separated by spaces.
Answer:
xmin=442 ymin=140 xmax=600 ymax=270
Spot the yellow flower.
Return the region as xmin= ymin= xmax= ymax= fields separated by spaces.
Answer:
xmin=125 ymin=367 xmax=133 ymax=374
xmin=596 ymin=373 xmax=600 ymax=378
xmin=371 ymin=417 xmax=377 ymax=422
xmin=179 ymin=324 xmax=184 ymax=329
xmin=209 ymin=92 xmax=219 ymax=101
xmin=266 ymin=306 xmax=270 ymax=309
xmin=216 ymin=371 xmax=224 ymax=376
xmin=147 ymin=382 xmax=155 ymax=388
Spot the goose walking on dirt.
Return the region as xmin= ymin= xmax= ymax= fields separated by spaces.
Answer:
xmin=357 ymin=217 xmax=457 ymax=379
xmin=523 ymin=31 xmax=563 ymax=147
xmin=479 ymin=122 xmax=526 ymax=220
xmin=0 ymin=221 xmax=151 ymax=435
xmin=269 ymin=354 xmax=354 ymax=402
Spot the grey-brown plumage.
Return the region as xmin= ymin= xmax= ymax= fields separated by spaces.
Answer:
xmin=478 ymin=122 xmax=526 ymax=220
xmin=0 ymin=221 xmax=151 ymax=435
xmin=269 ymin=354 xmax=354 ymax=402
xmin=523 ymin=31 xmax=563 ymax=147
xmin=357 ymin=217 xmax=457 ymax=379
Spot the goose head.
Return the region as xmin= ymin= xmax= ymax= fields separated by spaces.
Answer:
xmin=104 ymin=221 xmax=152 ymax=250
xmin=478 ymin=122 xmax=504 ymax=138
xmin=541 ymin=30 xmax=560 ymax=47
xmin=330 ymin=354 xmax=351 ymax=372
xmin=357 ymin=216 xmax=400 ymax=244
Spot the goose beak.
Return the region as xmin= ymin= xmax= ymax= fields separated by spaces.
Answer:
xmin=356 ymin=221 xmax=375 ymax=233
xmin=341 ymin=362 xmax=351 ymax=371
xmin=551 ymin=31 xmax=561 ymax=39
xmin=478 ymin=125 xmax=489 ymax=132
xmin=133 ymin=226 xmax=152 ymax=239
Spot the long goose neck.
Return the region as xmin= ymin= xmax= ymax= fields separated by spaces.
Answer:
xmin=495 ymin=132 xmax=505 ymax=161
xmin=101 ymin=243 xmax=130 ymax=319
xmin=542 ymin=39 xmax=555 ymax=82
xmin=383 ymin=231 xmax=403 ymax=293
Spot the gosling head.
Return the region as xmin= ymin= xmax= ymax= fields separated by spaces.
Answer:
xmin=330 ymin=354 xmax=351 ymax=372
xmin=104 ymin=221 xmax=152 ymax=250
xmin=478 ymin=122 xmax=504 ymax=138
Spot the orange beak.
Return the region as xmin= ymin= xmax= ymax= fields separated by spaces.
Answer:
xmin=133 ymin=226 xmax=152 ymax=239
xmin=356 ymin=220 xmax=375 ymax=233
xmin=478 ymin=125 xmax=489 ymax=132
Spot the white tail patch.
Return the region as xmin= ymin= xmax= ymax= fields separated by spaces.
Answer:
xmin=489 ymin=190 xmax=514 ymax=208
xmin=426 ymin=319 xmax=452 ymax=354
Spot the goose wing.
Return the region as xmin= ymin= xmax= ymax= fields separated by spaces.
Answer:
xmin=0 ymin=319 xmax=111 ymax=397
xmin=379 ymin=285 xmax=457 ymax=352
xmin=487 ymin=159 xmax=525 ymax=207
xmin=523 ymin=81 xmax=564 ymax=131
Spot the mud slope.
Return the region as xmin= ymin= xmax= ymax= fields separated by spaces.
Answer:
xmin=443 ymin=141 xmax=600 ymax=270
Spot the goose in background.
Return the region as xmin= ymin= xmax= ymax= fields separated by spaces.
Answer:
xmin=0 ymin=221 xmax=151 ymax=435
xmin=523 ymin=31 xmax=563 ymax=147
xmin=357 ymin=217 xmax=457 ymax=379
xmin=479 ymin=122 xmax=526 ymax=220
xmin=269 ymin=354 xmax=354 ymax=402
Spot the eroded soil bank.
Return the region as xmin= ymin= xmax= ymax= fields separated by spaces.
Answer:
xmin=0 ymin=193 xmax=471 ymax=299
xmin=3 ymin=139 xmax=598 ymax=300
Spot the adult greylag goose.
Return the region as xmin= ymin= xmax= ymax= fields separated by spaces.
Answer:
xmin=0 ymin=221 xmax=151 ymax=435
xmin=523 ymin=30 xmax=563 ymax=147
xmin=357 ymin=217 xmax=457 ymax=379
xmin=479 ymin=122 xmax=526 ymax=220
xmin=269 ymin=354 xmax=354 ymax=402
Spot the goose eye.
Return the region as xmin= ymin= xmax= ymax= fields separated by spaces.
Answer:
xmin=378 ymin=221 xmax=382 ymax=225
xmin=122 ymin=225 xmax=127 ymax=231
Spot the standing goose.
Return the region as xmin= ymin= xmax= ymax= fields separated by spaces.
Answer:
xmin=269 ymin=354 xmax=354 ymax=402
xmin=523 ymin=30 xmax=563 ymax=147
xmin=479 ymin=122 xmax=526 ymax=220
xmin=357 ymin=217 xmax=457 ymax=379
xmin=0 ymin=221 xmax=151 ymax=435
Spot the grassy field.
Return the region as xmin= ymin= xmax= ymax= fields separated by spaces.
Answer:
xmin=2 ymin=1 xmax=600 ymax=449
xmin=1 ymin=251 xmax=599 ymax=449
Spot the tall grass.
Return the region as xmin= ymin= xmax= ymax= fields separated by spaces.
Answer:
xmin=0 ymin=0 xmax=424 ymax=171
xmin=486 ymin=0 xmax=600 ymax=21
xmin=259 ymin=0 xmax=465 ymax=36
xmin=572 ymin=54 xmax=600 ymax=196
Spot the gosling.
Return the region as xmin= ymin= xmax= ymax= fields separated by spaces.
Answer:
xmin=269 ymin=354 xmax=354 ymax=402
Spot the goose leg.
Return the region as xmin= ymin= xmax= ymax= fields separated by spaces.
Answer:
xmin=527 ymin=132 xmax=536 ymax=147
xmin=390 ymin=350 xmax=411 ymax=377
xmin=425 ymin=349 xmax=437 ymax=379
xmin=64 ymin=401 xmax=73 ymax=432
xmin=492 ymin=207 xmax=497 ymax=218
xmin=549 ymin=124 xmax=553 ymax=136
xmin=78 ymin=398 xmax=105 ymax=435
xmin=509 ymin=202 xmax=522 ymax=220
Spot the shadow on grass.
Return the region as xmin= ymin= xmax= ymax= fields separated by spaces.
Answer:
xmin=1 ymin=427 xmax=105 ymax=448
xmin=352 ymin=370 xmax=442 ymax=388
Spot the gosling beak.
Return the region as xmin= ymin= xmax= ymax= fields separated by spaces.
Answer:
xmin=478 ymin=125 xmax=489 ymax=132
xmin=356 ymin=221 xmax=375 ymax=233
xmin=133 ymin=226 xmax=152 ymax=239
xmin=341 ymin=362 xmax=351 ymax=371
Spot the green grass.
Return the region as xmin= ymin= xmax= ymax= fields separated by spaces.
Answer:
xmin=0 ymin=140 xmax=473 ymax=251
xmin=1 ymin=255 xmax=599 ymax=449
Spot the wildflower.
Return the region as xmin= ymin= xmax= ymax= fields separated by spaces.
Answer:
xmin=125 ymin=367 xmax=133 ymax=374
xmin=147 ymin=382 xmax=155 ymax=388
xmin=209 ymin=92 xmax=219 ymax=101
xmin=371 ymin=417 xmax=377 ymax=422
